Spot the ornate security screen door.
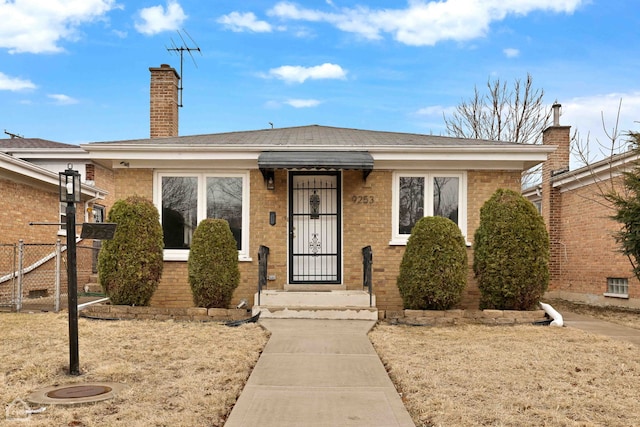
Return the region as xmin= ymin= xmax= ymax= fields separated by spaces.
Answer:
xmin=289 ymin=172 xmax=341 ymax=284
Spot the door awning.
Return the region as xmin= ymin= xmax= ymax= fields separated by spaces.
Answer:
xmin=258 ymin=151 xmax=374 ymax=179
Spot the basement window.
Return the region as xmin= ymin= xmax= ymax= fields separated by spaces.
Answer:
xmin=604 ymin=277 xmax=629 ymax=298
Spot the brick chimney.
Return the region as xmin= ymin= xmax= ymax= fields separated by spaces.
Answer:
xmin=542 ymin=103 xmax=571 ymax=286
xmin=149 ymin=64 xmax=179 ymax=138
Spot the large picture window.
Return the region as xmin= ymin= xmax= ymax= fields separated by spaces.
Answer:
xmin=392 ymin=172 xmax=466 ymax=244
xmin=156 ymin=172 xmax=249 ymax=260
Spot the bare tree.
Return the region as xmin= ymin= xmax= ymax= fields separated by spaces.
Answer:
xmin=444 ymin=74 xmax=552 ymax=187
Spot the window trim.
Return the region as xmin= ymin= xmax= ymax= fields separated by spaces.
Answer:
xmin=604 ymin=277 xmax=629 ymax=299
xmin=390 ymin=171 xmax=467 ymax=245
xmin=154 ymin=170 xmax=251 ymax=262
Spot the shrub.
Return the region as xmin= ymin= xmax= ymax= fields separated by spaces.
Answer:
xmin=98 ymin=196 xmax=164 ymax=306
xmin=473 ymin=188 xmax=549 ymax=310
xmin=188 ymin=218 xmax=240 ymax=308
xmin=397 ymin=216 xmax=468 ymax=310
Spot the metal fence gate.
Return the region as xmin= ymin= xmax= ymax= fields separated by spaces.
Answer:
xmin=289 ymin=172 xmax=341 ymax=284
xmin=0 ymin=240 xmax=100 ymax=312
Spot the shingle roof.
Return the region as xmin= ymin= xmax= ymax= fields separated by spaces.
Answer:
xmin=0 ymin=138 xmax=78 ymax=149
xmin=85 ymin=125 xmax=517 ymax=147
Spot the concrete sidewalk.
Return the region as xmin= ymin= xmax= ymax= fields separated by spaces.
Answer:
xmin=561 ymin=310 xmax=640 ymax=347
xmin=224 ymin=319 xmax=415 ymax=427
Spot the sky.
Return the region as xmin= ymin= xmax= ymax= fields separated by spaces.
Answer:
xmin=0 ymin=0 xmax=639 ymax=164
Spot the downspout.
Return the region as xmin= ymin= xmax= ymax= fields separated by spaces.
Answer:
xmin=539 ymin=302 xmax=564 ymax=327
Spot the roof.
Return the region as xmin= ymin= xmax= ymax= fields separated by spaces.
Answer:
xmin=0 ymin=138 xmax=78 ymax=149
xmin=85 ymin=125 xmax=517 ymax=148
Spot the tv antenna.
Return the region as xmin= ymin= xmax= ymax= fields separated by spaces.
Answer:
xmin=166 ymin=29 xmax=202 ymax=108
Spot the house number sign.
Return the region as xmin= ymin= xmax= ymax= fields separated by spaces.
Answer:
xmin=352 ymin=195 xmax=375 ymax=204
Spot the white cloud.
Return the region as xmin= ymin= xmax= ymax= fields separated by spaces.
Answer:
xmin=268 ymin=63 xmax=347 ymax=83
xmin=0 ymin=0 xmax=118 ymax=54
xmin=503 ymin=48 xmax=520 ymax=58
xmin=268 ymin=0 xmax=585 ymax=46
xmin=48 ymin=94 xmax=79 ymax=105
xmin=562 ymin=92 xmax=640 ymax=163
xmin=285 ymin=99 xmax=321 ymax=108
xmin=218 ymin=12 xmax=273 ymax=32
xmin=416 ymin=105 xmax=455 ymax=117
xmin=0 ymin=72 xmax=36 ymax=91
xmin=135 ymin=0 xmax=187 ymax=35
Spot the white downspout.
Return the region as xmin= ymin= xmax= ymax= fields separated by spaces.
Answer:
xmin=539 ymin=302 xmax=564 ymax=327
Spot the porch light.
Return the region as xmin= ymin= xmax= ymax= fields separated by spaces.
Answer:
xmin=59 ymin=164 xmax=81 ymax=203
xmin=264 ymin=170 xmax=275 ymax=190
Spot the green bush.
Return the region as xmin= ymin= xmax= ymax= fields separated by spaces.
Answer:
xmin=98 ymin=196 xmax=164 ymax=306
xmin=188 ymin=218 xmax=240 ymax=308
xmin=397 ymin=216 xmax=468 ymax=310
xmin=473 ymin=188 xmax=549 ymax=310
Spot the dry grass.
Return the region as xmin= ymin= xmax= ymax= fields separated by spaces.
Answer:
xmin=1 ymin=312 xmax=269 ymax=426
xmin=370 ymin=323 xmax=640 ymax=427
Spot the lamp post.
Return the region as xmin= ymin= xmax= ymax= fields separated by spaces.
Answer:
xmin=59 ymin=164 xmax=81 ymax=376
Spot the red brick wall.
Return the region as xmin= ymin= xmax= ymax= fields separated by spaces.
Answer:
xmin=547 ymin=176 xmax=640 ymax=307
xmin=149 ymin=64 xmax=179 ymax=138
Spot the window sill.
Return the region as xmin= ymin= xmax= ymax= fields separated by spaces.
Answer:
xmin=603 ymin=292 xmax=629 ymax=299
xmin=163 ymin=250 xmax=252 ymax=262
xmin=389 ymin=238 xmax=472 ymax=247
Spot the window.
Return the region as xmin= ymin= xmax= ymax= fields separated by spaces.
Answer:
xmin=605 ymin=277 xmax=629 ymax=298
xmin=156 ymin=172 xmax=249 ymax=260
xmin=59 ymin=203 xmax=67 ymax=234
xmin=392 ymin=172 xmax=466 ymax=244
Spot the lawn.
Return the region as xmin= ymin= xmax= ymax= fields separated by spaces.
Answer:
xmin=1 ymin=313 xmax=269 ymax=426
xmin=3 ymin=309 xmax=639 ymax=427
xmin=369 ymin=323 xmax=640 ymax=427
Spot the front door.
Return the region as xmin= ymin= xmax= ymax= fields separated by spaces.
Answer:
xmin=289 ymin=172 xmax=341 ymax=284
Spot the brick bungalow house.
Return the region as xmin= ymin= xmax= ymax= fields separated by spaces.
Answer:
xmin=0 ymin=138 xmax=112 ymax=307
xmin=525 ymin=110 xmax=640 ymax=309
xmin=80 ymin=64 xmax=554 ymax=316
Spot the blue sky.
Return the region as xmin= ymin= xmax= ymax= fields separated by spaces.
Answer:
xmin=1 ymin=0 xmax=638 ymax=161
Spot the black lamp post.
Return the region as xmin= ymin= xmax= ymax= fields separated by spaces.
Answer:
xmin=59 ymin=164 xmax=81 ymax=376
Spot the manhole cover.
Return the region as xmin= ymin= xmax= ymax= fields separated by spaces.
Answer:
xmin=27 ymin=382 xmax=127 ymax=405
xmin=46 ymin=385 xmax=112 ymax=399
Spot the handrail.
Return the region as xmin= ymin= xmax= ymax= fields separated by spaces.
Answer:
xmin=257 ymin=245 xmax=270 ymax=306
xmin=362 ymin=245 xmax=373 ymax=307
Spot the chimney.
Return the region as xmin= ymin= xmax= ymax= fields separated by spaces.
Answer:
xmin=149 ymin=64 xmax=179 ymax=138
xmin=541 ymin=102 xmax=571 ymax=289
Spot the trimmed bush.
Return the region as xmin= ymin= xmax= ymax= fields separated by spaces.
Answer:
xmin=188 ymin=218 xmax=240 ymax=308
xmin=98 ymin=196 xmax=164 ymax=306
xmin=397 ymin=216 xmax=468 ymax=310
xmin=473 ymin=188 xmax=549 ymax=310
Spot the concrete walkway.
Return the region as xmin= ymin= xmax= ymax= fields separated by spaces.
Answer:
xmin=562 ymin=310 xmax=640 ymax=347
xmin=224 ymin=319 xmax=415 ymax=427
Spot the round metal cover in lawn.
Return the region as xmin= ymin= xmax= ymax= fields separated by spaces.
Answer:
xmin=27 ymin=382 xmax=127 ymax=405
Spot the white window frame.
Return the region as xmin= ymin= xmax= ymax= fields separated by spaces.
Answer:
xmin=604 ymin=277 xmax=629 ymax=299
xmin=58 ymin=202 xmax=67 ymax=236
xmin=390 ymin=171 xmax=467 ymax=245
xmin=154 ymin=171 xmax=251 ymax=262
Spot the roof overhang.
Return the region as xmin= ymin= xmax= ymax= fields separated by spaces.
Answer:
xmin=258 ymin=150 xmax=374 ymax=180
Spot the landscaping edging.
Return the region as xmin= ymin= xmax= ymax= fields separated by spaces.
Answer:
xmin=381 ymin=309 xmax=547 ymax=326
xmin=81 ymin=304 xmax=251 ymax=322
xmin=82 ymin=304 xmax=547 ymax=325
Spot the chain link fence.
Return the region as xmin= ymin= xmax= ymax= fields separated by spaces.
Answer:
xmin=0 ymin=240 xmax=101 ymax=312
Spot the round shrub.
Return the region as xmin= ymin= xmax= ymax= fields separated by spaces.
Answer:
xmin=188 ymin=218 xmax=240 ymax=308
xmin=397 ymin=216 xmax=468 ymax=310
xmin=473 ymin=188 xmax=549 ymax=310
xmin=98 ymin=196 xmax=164 ymax=306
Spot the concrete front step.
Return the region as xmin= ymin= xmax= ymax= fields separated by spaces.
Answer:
xmin=253 ymin=290 xmax=377 ymax=320
xmin=253 ymin=306 xmax=379 ymax=320
xmin=255 ymin=290 xmax=375 ymax=308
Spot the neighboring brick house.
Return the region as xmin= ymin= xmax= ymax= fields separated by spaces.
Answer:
xmin=0 ymin=138 xmax=113 ymax=243
xmin=80 ymin=64 xmax=554 ymax=313
xmin=525 ymin=105 xmax=639 ymax=309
